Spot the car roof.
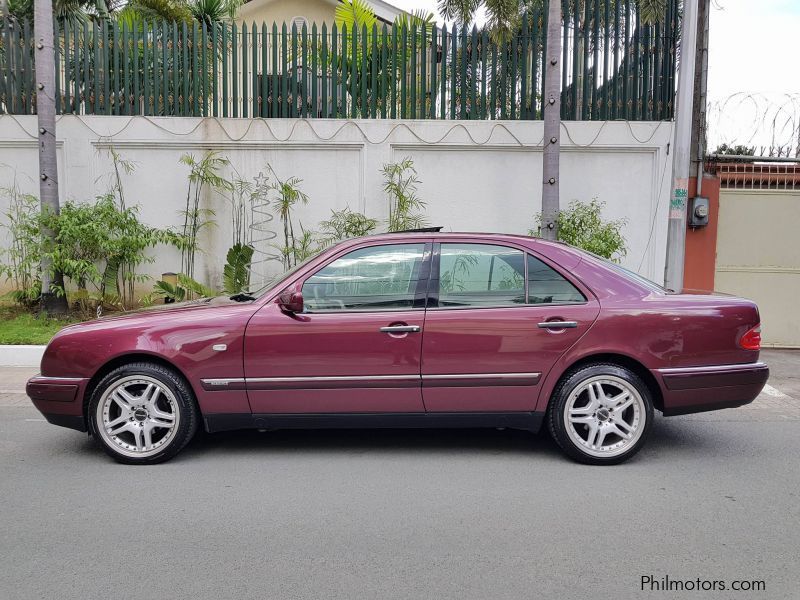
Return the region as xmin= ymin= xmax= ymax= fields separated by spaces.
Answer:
xmin=360 ymin=230 xmax=562 ymax=245
xmin=321 ymin=231 xmax=587 ymax=273
xmin=351 ymin=231 xmax=578 ymax=254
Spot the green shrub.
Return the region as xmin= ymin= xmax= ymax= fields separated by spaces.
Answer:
xmin=532 ymin=199 xmax=627 ymax=262
xmin=0 ymin=178 xmax=40 ymax=306
xmin=318 ymin=208 xmax=378 ymax=247
xmin=383 ymin=158 xmax=427 ymax=232
xmin=222 ymin=243 xmax=255 ymax=294
xmin=40 ymin=194 xmax=176 ymax=308
xmin=148 ymin=273 xmax=218 ymax=304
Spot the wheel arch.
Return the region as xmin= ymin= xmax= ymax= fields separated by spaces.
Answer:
xmin=83 ymin=352 xmax=197 ymax=432
xmin=544 ymin=353 xmax=664 ymax=413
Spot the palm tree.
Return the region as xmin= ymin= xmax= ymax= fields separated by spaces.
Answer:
xmin=3 ymin=0 xmax=243 ymax=24
xmin=117 ymin=0 xmax=192 ymax=25
xmin=438 ymin=0 xmax=670 ymax=239
xmin=335 ymin=0 xmax=435 ymax=39
xmin=334 ymin=0 xmax=378 ymax=33
xmin=266 ymin=166 xmax=310 ymax=269
xmin=332 ymin=0 xmax=435 ymax=117
xmin=186 ymin=0 xmax=241 ymax=27
xmin=4 ymin=0 xmax=116 ymax=21
xmin=438 ymin=0 xmax=667 ymax=32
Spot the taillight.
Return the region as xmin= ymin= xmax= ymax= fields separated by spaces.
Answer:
xmin=739 ymin=325 xmax=761 ymax=351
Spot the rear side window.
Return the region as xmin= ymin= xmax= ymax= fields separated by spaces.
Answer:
xmin=302 ymin=243 xmax=426 ymax=311
xmin=527 ymin=254 xmax=585 ymax=304
xmin=434 ymin=243 xmax=585 ymax=308
xmin=438 ymin=244 xmax=525 ymax=307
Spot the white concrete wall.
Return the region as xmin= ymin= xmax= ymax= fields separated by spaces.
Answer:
xmin=0 ymin=115 xmax=673 ymax=295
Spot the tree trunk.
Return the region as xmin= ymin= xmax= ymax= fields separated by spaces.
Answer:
xmin=35 ymin=0 xmax=68 ymax=315
xmin=541 ymin=0 xmax=562 ymax=241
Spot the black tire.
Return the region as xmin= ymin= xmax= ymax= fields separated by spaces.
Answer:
xmin=88 ymin=362 xmax=199 ymax=465
xmin=547 ymin=363 xmax=654 ymax=465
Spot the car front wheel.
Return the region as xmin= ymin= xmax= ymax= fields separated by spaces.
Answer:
xmin=88 ymin=362 xmax=198 ymax=464
xmin=548 ymin=363 xmax=654 ymax=465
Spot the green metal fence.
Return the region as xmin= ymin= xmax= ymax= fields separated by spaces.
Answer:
xmin=0 ymin=1 xmax=678 ymax=120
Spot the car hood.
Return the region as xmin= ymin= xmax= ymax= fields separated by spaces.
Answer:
xmin=56 ymin=296 xmax=256 ymax=334
xmin=117 ymin=295 xmax=242 ymax=315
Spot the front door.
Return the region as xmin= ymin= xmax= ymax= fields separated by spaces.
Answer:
xmin=421 ymin=242 xmax=600 ymax=412
xmin=244 ymin=242 xmax=431 ymax=413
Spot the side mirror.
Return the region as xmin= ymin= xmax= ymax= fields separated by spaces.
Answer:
xmin=277 ymin=289 xmax=304 ymax=314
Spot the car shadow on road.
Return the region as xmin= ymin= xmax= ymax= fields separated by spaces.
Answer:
xmin=639 ymin=415 xmax=743 ymax=457
xmin=181 ymin=425 xmax=565 ymax=461
xmin=171 ymin=414 xmax=727 ymax=463
xmin=57 ymin=413 xmax=741 ymax=464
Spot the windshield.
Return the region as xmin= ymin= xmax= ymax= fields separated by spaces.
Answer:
xmin=247 ymin=251 xmax=324 ymax=299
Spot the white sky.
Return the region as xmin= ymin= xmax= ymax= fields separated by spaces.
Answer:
xmin=387 ymin=0 xmax=800 ymax=150
xmin=706 ymin=0 xmax=800 ymax=150
xmin=389 ymin=0 xmax=800 ymax=96
xmin=707 ymin=0 xmax=800 ymax=98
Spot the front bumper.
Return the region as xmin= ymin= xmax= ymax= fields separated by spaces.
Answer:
xmin=26 ymin=375 xmax=89 ymax=432
xmin=654 ymin=362 xmax=769 ymax=416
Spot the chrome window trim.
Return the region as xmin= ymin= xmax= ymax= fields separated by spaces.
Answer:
xmin=656 ymin=362 xmax=767 ymax=375
xmin=426 ymin=301 xmax=588 ymax=311
xmin=303 ymin=306 xmax=425 ymax=314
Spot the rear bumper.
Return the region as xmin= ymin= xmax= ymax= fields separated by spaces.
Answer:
xmin=26 ymin=375 xmax=88 ymax=432
xmin=654 ymin=362 xmax=769 ymax=416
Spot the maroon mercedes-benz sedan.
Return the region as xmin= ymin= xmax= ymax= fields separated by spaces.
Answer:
xmin=27 ymin=232 xmax=768 ymax=465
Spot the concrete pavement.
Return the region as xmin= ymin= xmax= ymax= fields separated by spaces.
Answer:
xmin=0 ymin=349 xmax=798 ymax=599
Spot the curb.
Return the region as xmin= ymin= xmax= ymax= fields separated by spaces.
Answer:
xmin=0 ymin=345 xmax=45 ymax=368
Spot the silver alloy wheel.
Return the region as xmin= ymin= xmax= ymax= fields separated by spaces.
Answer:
xmin=563 ymin=375 xmax=646 ymax=458
xmin=96 ymin=375 xmax=180 ymax=459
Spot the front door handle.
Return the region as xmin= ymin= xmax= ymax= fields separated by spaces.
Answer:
xmin=380 ymin=325 xmax=421 ymax=333
xmin=537 ymin=321 xmax=578 ymax=329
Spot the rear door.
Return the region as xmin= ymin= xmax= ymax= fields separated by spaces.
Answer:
xmin=421 ymin=241 xmax=600 ymax=412
xmin=244 ymin=241 xmax=431 ymax=413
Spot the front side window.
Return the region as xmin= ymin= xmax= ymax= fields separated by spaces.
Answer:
xmin=302 ymin=243 xmax=426 ymax=311
xmin=438 ymin=244 xmax=525 ymax=307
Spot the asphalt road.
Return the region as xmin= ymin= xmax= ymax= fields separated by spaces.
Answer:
xmin=1 ymin=350 xmax=799 ymax=600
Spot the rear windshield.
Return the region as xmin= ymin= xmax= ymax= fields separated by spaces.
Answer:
xmin=579 ymin=249 xmax=667 ymax=293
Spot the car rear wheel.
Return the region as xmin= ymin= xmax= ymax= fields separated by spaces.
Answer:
xmin=88 ymin=362 xmax=198 ymax=464
xmin=548 ymin=363 xmax=653 ymax=465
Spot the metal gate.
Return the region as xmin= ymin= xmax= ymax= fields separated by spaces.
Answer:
xmin=713 ymin=164 xmax=800 ymax=347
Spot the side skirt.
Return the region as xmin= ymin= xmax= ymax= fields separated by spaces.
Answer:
xmin=204 ymin=412 xmax=545 ymax=434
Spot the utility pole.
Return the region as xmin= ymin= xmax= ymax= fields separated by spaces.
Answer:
xmin=34 ymin=0 xmax=68 ymax=314
xmin=540 ymin=0 xmax=562 ymax=241
xmin=664 ymin=0 xmax=700 ymax=292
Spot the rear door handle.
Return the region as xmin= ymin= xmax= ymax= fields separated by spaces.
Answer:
xmin=537 ymin=321 xmax=578 ymax=329
xmin=380 ymin=325 xmax=421 ymax=333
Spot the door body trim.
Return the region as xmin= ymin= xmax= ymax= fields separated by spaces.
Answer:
xmin=200 ymin=372 xmax=542 ymax=391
